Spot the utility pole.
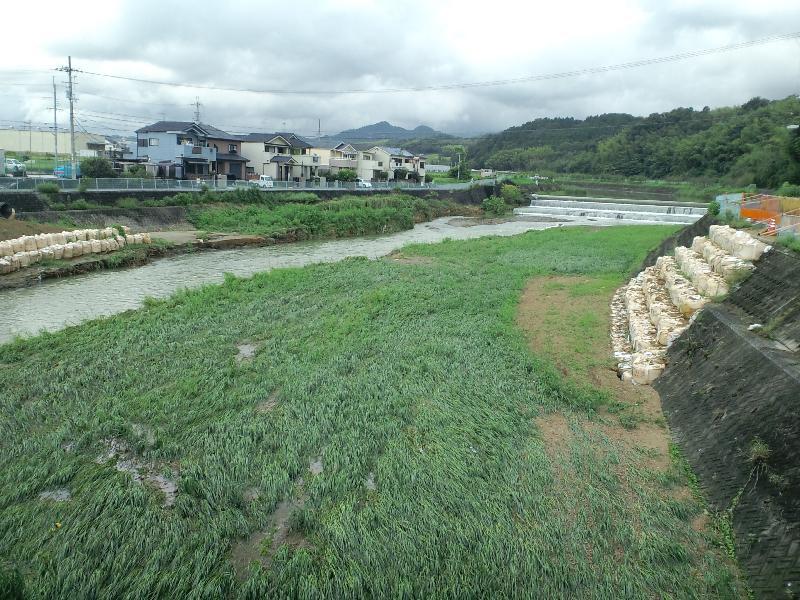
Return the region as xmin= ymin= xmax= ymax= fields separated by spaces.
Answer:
xmin=25 ymin=121 xmax=32 ymax=154
xmin=52 ymin=77 xmax=58 ymax=175
xmin=192 ymin=97 xmax=202 ymax=123
xmin=56 ymin=56 xmax=78 ymax=178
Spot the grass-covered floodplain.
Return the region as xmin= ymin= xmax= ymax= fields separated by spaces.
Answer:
xmin=0 ymin=225 xmax=744 ymax=598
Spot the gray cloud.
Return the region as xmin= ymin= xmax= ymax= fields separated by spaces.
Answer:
xmin=2 ymin=0 xmax=798 ymax=137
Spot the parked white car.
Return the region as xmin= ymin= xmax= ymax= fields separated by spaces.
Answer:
xmin=355 ymin=178 xmax=372 ymax=188
xmin=253 ymin=175 xmax=274 ymax=188
xmin=4 ymin=159 xmax=26 ymax=175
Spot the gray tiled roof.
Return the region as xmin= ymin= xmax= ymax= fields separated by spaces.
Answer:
xmin=376 ymin=146 xmax=415 ymax=157
xmin=135 ymin=121 xmax=238 ymax=140
xmin=241 ymin=132 xmax=312 ymax=149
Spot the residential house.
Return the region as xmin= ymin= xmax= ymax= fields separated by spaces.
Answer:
xmin=307 ymin=141 xmax=362 ymax=178
xmin=133 ymin=121 xmax=218 ymax=178
xmin=239 ymin=133 xmax=318 ymax=181
xmin=366 ymin=146 xmax=426 ymax=181
xmin=204 ymin=125 xmax=249 ymax=180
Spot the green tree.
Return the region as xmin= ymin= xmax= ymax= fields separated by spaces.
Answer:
xmin=124 ymin=164 xmax=151 ymax=178
xmin=80 ymin=157 xmax=117 ymax=178
xmin=334 ymin=168 xmax=357 ymax=182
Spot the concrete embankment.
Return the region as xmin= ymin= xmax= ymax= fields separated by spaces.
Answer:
xmin=654 ymin=246 xmax=800 ymax=597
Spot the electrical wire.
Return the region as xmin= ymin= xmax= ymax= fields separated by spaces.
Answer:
xmin=71 ymin=32 xmax=800 ymax=95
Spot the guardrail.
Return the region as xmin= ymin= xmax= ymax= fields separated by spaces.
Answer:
xmin=0 ymin=177 xmax=499 ymax=193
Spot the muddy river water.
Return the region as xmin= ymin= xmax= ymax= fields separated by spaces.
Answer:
xmin=0 ymin=216 xmax=608 ymax=343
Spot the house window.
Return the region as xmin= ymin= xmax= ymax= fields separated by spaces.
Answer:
xmin=148 ymin=138 xmax=159 ymax=146
xmin=277 ymin=147 xmax=287 ymax=154
xmin=362 ymin=154 xmax=372 ymax=161
xmin=378 ymin=161 xmax=383 ymax=167
xmin=228 ymin=144 xmax=237 ymax=153
xmin=138 ymin=138 xmax=148 ymax=147
xmin=420 ymin=162 xmax=425 ymax=168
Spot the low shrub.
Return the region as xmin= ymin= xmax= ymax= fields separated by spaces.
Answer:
xmin=115 ymin=197 xmax=140 ymax=209
xmin=36 ymin=182 xmax=60 ymax=195
xmin=776 ymin=181 xmax=800 ymax=198
xmin=482 ymin=195 xmax=510 ymax=216
xmin=69 ymin=198 xmax=102 ymax=210
xmin=500 ymin=183 xmax=524 ymax=205
xmin=707 ymin=199 xmax=720 ymax=216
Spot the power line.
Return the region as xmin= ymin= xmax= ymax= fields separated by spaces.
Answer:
xmin=70 ymin=32 xmax=800 ymax=95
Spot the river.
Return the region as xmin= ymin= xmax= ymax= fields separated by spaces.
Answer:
xmin=0 ymin=216 xmax=599 ymax=343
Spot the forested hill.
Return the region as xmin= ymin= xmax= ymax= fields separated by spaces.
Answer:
xmin=469 ymin=96 xmax=800 ymax=187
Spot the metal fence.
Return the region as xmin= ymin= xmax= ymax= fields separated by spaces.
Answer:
xmin=0 ymin=177 xmax=498 ymax=193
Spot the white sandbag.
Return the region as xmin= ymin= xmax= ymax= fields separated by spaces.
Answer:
xmin=52 ymin=245 xmax=64 ymax=260
xmin=116 ymin=236 xmax=126 ymax=248
xmin=71 ymin=242 xmax=83 ymax=257
xmin=91 ymin=240 xmax=102 ymax=253
xmin=107 ymin=238 xmax=118 ymax=251
xmin=631 ymin=359 xmax=665 ymax=385
xmin=23 ymin=236 xmax=36 ymax=252
xmin=16 ymin=252 xmax=30 ymax=268
xmin=0 ymin=241 xmax=12 ymax=258
xmin=0 ymin=258 xmax=11 ymax=274
xmin=86 ymin=229 xmax=97 ymax=240
xmin=142 ymin=233 xmax=151 ymax=244
xmin=82 ymin=240 xmax=92 ymax=254
xmin=62 ymin=244 xmax=73 ymax=259
xmin=122 ymin=226 xmax=131 ymax=235
xmin=132 ymin=233 xmax=143 ymax=245
xmin=100 ymin=239 xmax=109 ymax=252
xmin=34 ymin=235 xmax=47 ymax=250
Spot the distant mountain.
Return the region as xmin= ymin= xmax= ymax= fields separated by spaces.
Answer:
xmin=333 ymin=121 xmax=451 ymax=142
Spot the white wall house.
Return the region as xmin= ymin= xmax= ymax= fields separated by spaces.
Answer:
xmin=314 ymin=143 xmax=426 ymax=181
xmin=240 ymin=133 xmax=319 ymax=181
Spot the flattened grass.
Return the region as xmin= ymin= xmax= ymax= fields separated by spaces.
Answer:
xmin=0 ymin=224 xmax=744 ymax=597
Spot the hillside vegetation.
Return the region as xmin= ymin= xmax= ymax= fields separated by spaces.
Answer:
xmin=469 ymin=96 xmax=800 ymax=188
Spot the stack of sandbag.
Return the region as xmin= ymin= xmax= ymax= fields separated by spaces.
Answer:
xmin=690 ymin=236 xmax=755 ymax=282
xmin=708 ymin=224 xmax=770 ymax=261
xmin=0 ymin=226 xmax=152 ymax=275
xmin=609 ymin=287 xmax=633 ymax=378
xmin=640 ymin=266 xmax=688 ymax=346
xmin=655 ymin=256 xmax=708 ymax=316
xmin=674 ymin=246 xmax=729 ymax=298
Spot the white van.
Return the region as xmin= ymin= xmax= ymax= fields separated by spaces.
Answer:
xmin=355 ymin=178 xmax=372 ymax=188
xmin=253 ymin=175 xmax=274 ymax=188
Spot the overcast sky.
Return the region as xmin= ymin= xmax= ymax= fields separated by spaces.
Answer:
xmin=1 ymin=0 xmax=799 ymax=138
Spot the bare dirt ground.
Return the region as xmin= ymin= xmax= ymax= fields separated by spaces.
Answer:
xmin=518 ymin=275 xmax=671 ymax=474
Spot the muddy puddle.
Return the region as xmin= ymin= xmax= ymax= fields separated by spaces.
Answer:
xmin=97 ymin=437 xmax=179 ymax=507
xmin=236 ymin=343 xmax=259 ymax=363
xmin=231 ymin=492 xmax=310 ymax=581
xmin=309 ymin=457 xmax=323 ymax=475
xmin=39 ymin=488 xmax=71 ymax=502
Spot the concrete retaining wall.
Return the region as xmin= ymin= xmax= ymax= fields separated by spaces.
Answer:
xmin=655 ymin=247 xmax=800 ymax=597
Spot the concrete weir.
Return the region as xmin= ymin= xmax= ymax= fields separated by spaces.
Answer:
xmin=515 ymin=194 xmax=706 ymax=225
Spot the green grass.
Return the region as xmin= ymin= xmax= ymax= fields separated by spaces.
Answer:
xmin=775 ymin=232 xmax=800 ymax=253
xmin=0 ymin=225 xmax=743 ymax=598
xmin=188 ymin=194 xmax=466 ymax=239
